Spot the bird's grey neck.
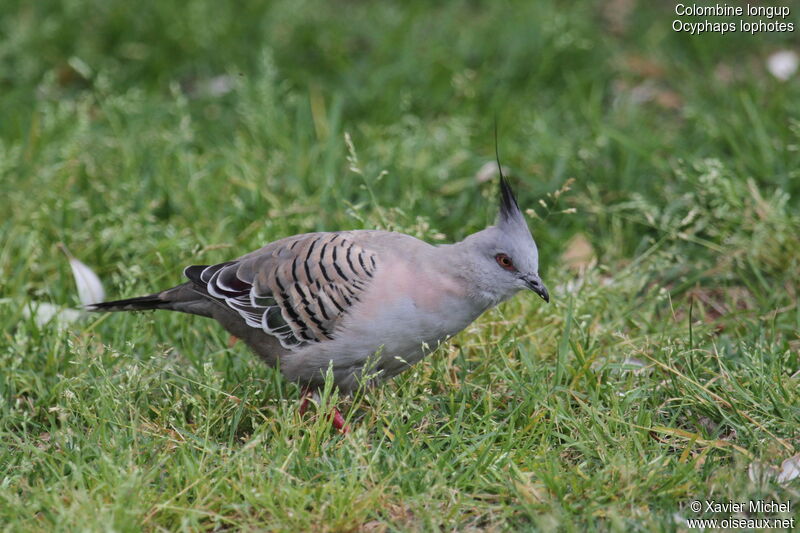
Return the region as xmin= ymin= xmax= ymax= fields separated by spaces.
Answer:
xmin=436 ymin=229 xmax=510 ymax=311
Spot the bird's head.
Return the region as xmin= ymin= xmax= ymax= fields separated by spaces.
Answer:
xmin=461 ymin=173 xmax=549 ymax=305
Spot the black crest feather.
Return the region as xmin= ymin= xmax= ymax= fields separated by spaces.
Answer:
xmin=494 ymin=123 xmax=521 ymax=223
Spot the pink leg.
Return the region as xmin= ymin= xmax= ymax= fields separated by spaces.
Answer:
xmin=297 ymin=386 xmax=349 ymax=434
xmin=330 ymin=408 xmax=349 ymax=434
xmin=298 ymin=386 xmax=314 ymax=415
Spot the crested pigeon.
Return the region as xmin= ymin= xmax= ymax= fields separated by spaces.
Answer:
xmin=89 ymin=174 xmax=549 ymax=431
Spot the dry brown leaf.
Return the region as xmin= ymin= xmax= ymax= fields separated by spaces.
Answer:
xmin=561 ymin=233 xmax=595 ymax=273
xmin=359 ymin=520 xmax=387 ymax=533
xmin=625 ymin=54 xmax=667 ymax=79
xmin=600 ymin=0 xmax=636 ymax=35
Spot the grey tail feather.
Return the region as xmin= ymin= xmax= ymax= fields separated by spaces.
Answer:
xmin=86 ymin=283 xmax=215 ymax=318
xmin=87 ymin=293 xmax=168 ymax=312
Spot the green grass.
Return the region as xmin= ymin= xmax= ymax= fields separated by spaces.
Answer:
xmin=2 ymin=0 xmax=800 ymax=530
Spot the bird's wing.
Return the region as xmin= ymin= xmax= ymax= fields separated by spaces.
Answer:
xmin=184 ymin=232 xmax=379 ymax=350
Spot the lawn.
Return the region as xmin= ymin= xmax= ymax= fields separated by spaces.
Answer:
xmin=1 ymin=0 xmax=799 ymax=530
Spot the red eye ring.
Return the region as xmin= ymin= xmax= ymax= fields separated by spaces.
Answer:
xmin=495 ymin=253 xmax=516 ymax=271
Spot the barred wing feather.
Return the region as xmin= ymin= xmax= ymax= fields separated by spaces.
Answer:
xmin=184 ymin=232 xmax=378 ymax=350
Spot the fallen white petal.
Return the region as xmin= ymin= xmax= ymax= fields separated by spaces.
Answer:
xmin=767 ymin=50 xmax=799 ymax=81
xmin=62 ymin=249 xmax=105 ymax=306
xmin=622 ymin=357 xmax=646 ymax=368
xmin=23 ymin=302 xmax=84 ymax=328
xmin=777 ymin=454 xmax=800 ymax=485
xmin=69 ymin=256 xmax=105 ymax=305
xmin=747 ymin=461 xmax=777 ymax=483
xmin=474 ymin=161 xmax=511 ymax=184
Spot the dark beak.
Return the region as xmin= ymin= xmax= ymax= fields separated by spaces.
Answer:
xmin=525 ymin=276 xmax=550 ymax=303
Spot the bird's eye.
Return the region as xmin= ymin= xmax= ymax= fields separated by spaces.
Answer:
xmin=495 ymin=253 xmax=516 ymax=271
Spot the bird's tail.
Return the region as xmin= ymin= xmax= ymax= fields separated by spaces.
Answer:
xmin=86 ymin=282 xmax=212 ymax=317
xmin=86 ymin=293 xmax=171 ymax=312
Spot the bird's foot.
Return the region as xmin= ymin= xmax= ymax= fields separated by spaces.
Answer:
xmin=227 ymin=335 xmax=239 ymax=347
xmin=330 ymin=407 xmax=349 ymax=434
xmin=298 ymin=386 xmax=315 ymax=415
xmin=298 ymin=387 xmax=349 ymax=434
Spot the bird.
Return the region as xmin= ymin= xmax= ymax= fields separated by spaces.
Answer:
xmin=89 ymin=173 xmax=549 ymax=432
